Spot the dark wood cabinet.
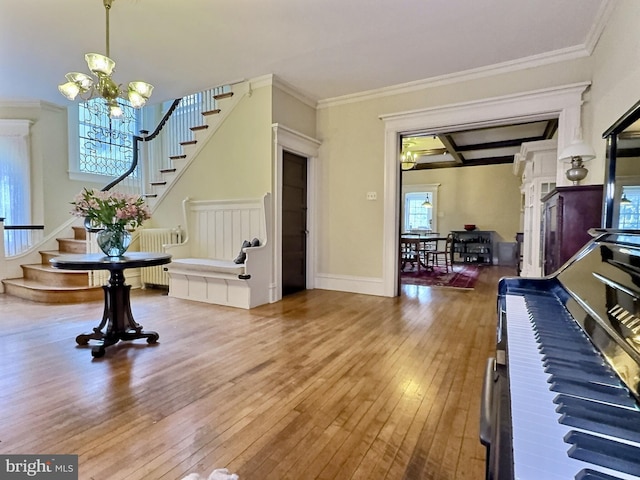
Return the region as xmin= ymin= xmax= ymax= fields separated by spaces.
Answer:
xmin=542 ymin=185 xmax=603 ymax=275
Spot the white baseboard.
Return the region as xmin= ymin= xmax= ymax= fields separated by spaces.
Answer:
xmin=314 ymin=273 xmax=386 ymax=297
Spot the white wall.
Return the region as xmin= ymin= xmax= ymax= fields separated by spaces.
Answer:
xmin=589 ymin=0 xmax=640 ymax=178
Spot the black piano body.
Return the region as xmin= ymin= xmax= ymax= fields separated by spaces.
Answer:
xmin=482 ymin=230 xmax=640 ymax=480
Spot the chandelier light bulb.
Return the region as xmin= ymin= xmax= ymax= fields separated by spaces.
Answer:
xmin=85 ymin=53 xmax=116 ymax=76
xmin=129 ymin=81 xmax=153 ymax=99
xmin=58 ymin=81 xmax=81 ymax=100
xmin=65 ymin=72 xmax=94 ymax=91
xmin=108 ymin=102 xmax=123 ymax=118
xmin=128 ymin=90 xmax=146 ymax=108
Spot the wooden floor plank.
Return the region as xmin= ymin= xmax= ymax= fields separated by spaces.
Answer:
xmin=0 ymin=266 xmax=510 ymax=479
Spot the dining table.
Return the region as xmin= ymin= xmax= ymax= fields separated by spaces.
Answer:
xmin=400 ymin=234 xmax=447 ymax=272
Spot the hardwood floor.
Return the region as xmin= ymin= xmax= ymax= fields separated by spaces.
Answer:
xmin=0 ymin=265 xmax=513 ymax=479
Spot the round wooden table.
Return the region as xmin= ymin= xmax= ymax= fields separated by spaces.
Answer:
xmin=51 ymin=252 xmax=172 ymax=358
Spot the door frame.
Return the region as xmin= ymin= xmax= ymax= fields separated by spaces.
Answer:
xmin=272 ymin=123 xmax=321 ymax=302
xmin=380 ymin=82 xmax=591 ymax=296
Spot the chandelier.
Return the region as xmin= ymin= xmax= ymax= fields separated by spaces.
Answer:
xmin=400 ymin=150 xmax=417 ymax=170
xmin=58 ymin=0 xmax=153 ymax=118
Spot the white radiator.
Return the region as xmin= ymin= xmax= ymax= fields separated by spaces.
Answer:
xmin=140 ymin=228 xmax=182 ymax=287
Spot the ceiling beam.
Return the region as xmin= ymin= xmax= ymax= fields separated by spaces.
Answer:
xmin=455 ymin=136 xmax=548 ymax=151
xmin=461 ymin=155 xmax=515 ymax=166
xmin=438 ymin=134 xmax=464 ymax=165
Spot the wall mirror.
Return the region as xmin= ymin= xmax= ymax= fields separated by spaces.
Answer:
xmin=603 ymin=99 xmax=640 ymax=228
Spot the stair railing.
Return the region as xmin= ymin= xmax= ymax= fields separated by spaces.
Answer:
xmin=0 ymin=217 xmax=45 ymax=257
xmin=101 ymin=84 xmax=231 ymax=197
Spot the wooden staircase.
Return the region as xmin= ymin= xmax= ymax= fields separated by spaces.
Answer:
xmin=2 ymin=226 xmax=103 ymax=303
xmin=1 ymin=85 xmax=243 ymax=303
xmin=141 ymin=89 xmax=236 ymax=206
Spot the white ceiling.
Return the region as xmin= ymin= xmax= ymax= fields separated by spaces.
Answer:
xmin=0 ymin=0 xmax=610 ymax=106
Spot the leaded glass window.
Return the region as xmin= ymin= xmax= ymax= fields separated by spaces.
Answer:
xmin=78 ymin=99 xmax=139 ymax=177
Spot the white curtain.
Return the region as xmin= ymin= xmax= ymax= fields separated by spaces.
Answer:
xmin=0 ymin=120 xmax=31 ymax=225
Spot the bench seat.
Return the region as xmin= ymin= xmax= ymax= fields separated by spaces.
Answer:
xmin=169 ymin=258 xmax=245 ymax=276
xmin=164 ymin=194 xmax=272 ymax=309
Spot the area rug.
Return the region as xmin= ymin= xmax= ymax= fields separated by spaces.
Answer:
xmin=401 ymin=264 xmax=480 ymax=289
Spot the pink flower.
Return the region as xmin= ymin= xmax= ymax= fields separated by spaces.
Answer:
xmin=70 ymin=188 xmax=151 ymax=229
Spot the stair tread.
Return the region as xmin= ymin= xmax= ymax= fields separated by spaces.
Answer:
xmin=23 ymin=263 xmax=90 ymax=274
xmin=2 ymin=277 xmax=102 ymax=291
xmin=213 ymin=92 xmax=234 ymax=100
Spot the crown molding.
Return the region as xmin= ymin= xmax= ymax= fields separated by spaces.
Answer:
xmin=318 ymin=46 xmax=592 ymax=109
xmin=271 ymin=75 xmax=318 ymax=108
xmin=247 ymin=74 xmax=275 ymax=90
xmin=584 ymin=0 xmax=616 ymax=54
xmin=0 ymin=99 xmax=65 ymax=112
xmin=245 ymin=74 xmax=317 ymax=108
xmin=0 ymin=99 xmax=43 ymax=109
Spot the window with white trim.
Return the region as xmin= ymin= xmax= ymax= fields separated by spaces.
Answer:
xmin=404 ymin=192 xmax=433 ymax=231
xmin=619 ymin=185 xmax=640 ymax=229
xmin=401 ymin=184 xmax=439 ymax=233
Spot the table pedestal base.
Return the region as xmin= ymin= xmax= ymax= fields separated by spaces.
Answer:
xmin=76 ymin=271 xmax=158 ymax=358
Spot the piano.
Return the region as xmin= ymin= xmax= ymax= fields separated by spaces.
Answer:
xmin=481 ymin=230 xmax=640 ymax=480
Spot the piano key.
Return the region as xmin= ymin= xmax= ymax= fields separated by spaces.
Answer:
xmin=555 ymin=395 xmax=640 ymax=444
xmin=565 ymin=431 xmax=640 ymax=477
xmin=544 ymin=364 xmax=620 ymax=386
xmin=505 ymin=294 xmax=640 ymax=480
xmin=548 ymin=377 xmax=636 ymax=406
xmin=576 ymin=469 xmax=627 ymax=480
xmin=543 ymin=354 xmax=608 ymax=369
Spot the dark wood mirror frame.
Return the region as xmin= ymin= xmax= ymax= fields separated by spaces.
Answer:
xmin=602 ymin=98 xmax=640 ymax=228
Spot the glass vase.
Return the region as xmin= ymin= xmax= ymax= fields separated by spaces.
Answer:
xmin=97 ymin=228 xmax=131 ymax=257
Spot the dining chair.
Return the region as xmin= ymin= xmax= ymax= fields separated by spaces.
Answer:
xmin=400 ymin=238 xmax=420 ymax=271
xmin=417 ymin=236 xmax=437 ymax=267
xmin=427 ymin=233 xmax=454 ymax=273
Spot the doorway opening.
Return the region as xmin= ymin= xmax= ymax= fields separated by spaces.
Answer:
xmin=381 ymin=82 xmax=591 ymax=296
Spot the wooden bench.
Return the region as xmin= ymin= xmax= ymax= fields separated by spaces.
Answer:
xmin=164 ymin=193 xmax=272 ymax=309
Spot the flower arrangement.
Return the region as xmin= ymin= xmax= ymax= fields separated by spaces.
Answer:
xmin=70 ymin=188 xmax=151 ymax=231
